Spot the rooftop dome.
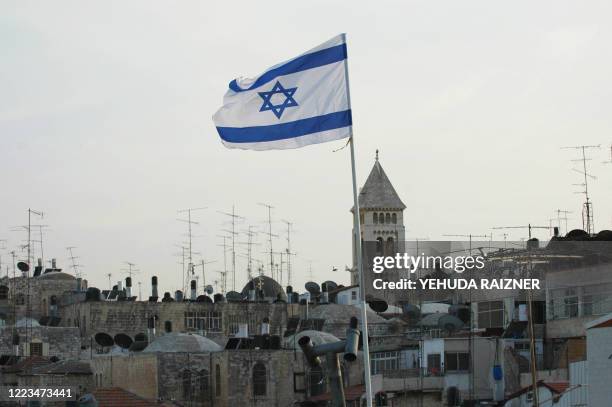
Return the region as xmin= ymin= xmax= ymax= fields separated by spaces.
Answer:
xmin=284 ymin=330 xmax=340 ymax=349
xmin=38 ymin=271 xmax=76 ymax=280
xmin=307 ymin=304 xmax=387 ymax=324
xmin=142 ymin=333 xmax=222 ymax=353
xmin=240 ymin=275 xmax=287 ymax=302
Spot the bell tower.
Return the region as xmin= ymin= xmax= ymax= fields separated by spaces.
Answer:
xmin=350 ymin=151 xmax=406 ymax=286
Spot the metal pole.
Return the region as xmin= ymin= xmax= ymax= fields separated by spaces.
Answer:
xmin=343 ymin=33 xmax=373 ymax=407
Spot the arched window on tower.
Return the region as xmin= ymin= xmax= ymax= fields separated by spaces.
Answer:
xmin=373 ymin=212 xmax=378 ymax=224
xmin=385 ymin=213 xmax=391 ymax=224
xmin=0 ymin=286 xmax=8 ymax=300
xmin=376 ymin=237 xmax=384 ymax=255
xmin=253 ymin=362 xmax=267 ymax=397
xmin=386 ymin=237 xmax=395 ymax=256
xmin=379 ymin=213 xmax=385 ymax=224
xmin=392 ymin=213 xmax=397 ymax=224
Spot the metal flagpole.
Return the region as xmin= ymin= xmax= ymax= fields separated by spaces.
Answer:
xmin=343 ymin=33 xmax=374 ymax=407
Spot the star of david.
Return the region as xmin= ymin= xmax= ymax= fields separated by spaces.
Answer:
xmin=258 ymin=81 xmax=298 ymax=119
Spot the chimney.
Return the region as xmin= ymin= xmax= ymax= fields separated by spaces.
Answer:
xmin=151 ymin=276 xmax=158 ymax=298
xmin=175 ymin=290 xmax=183 ymax=302
xmin=286 ymin=286 xmax=293 ymax=304
xmin=554 ymin=226 xmax=560 ymax=237
xmin=261 ymin=317 xmax=270 ymax=335
xmin=147 ymin=316 xmax=156 ymax=341
xmin=190 ymin=280 xmax=197 ymax=301
xmin=236 ymin=323 xmax=249 ymax=338
xmin=117 ymin=281 xmax=123 ymax=292
xmin=82 ymin=279 xmax=88 ymax=290
xmin=320 ymin=283 xmax=329 ymax=304
xmin=248 ymin=281 xmax=256 ymax=301
xmin=37 ymin=258 xmax=43 ymax=267
xmin=125 ymin=277 xmax=132 ymax=298
xmin=51 ymin=258 xmax=57 ymax=269
xmin=76 ymin=278 xmax=82 ymax=292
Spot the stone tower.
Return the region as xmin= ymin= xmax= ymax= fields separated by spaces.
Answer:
xmin=351 ymin=151 xmax=406 ymax=290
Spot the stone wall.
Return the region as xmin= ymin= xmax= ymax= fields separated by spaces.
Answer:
xmin=0 ymin=326 xmax=81 ymax=360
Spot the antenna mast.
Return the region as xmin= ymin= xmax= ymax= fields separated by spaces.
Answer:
xmin=281 ymin=220 xmax=297 ymax=286
xmin=258 ymin=203 xmax=278 ymax=280
xmin=66 ymin=246 xmax=83 ymax=278
xmin=218 ymin=206 xmax=244 ymax=291
xmin=562 ymin=144 xmax=600 ymax=234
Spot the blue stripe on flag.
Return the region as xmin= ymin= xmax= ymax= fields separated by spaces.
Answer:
xmin=228 ymin=44 xmax=347 ymax=93
xmin=217 ymin=110 xmax=352 ymax=143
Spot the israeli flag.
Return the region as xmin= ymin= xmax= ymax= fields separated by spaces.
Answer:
xmin=213 ymin=34 xmax=352 ymax=150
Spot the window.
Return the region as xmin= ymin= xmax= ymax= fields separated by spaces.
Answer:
xmin=253 ymin=363 xmax=267 ymax=396
xmin=477 ymin=301 xmax=504 ymax=328
xmin=550 ymin=288 xmax=578 ymax=319
xmin=30 ymin=342 xmax=43 ymax=357
xmin=385 ymin=213 xmax=391 ymax=224
xmin=184 ymin=311 xmax=222 ymax=333
xmin=198 ymin=369 xmax=210 ymax=400
xmin=445 ymin=352 xmax=469 ymax=372
xmin=216 ymin=364 xmax=221 ymax=396
xmin=351 ymin=290 xmax=357 ymax=301
xmin=309 ymin=365 xmax=326 ymax=396
xmin=583 ymin=283 xmax=612 ymax=316
xmin=376 ymin=237 xmax=384 ymax=255
xmin=379 ymin=213 xmax=385 ymax=224
xmin=427 ymin=353 xmax=441 ymax=375
xmin=182 ymin=369 xmax=192 ymax=400
xmin=0 ymin=286 xmax=8 ymax=300
xmin=373 ymin=213 xmax=378 ymax=224
xmin=371 ymin=351 xmax=398 ymax=375
xmin=165 ymin=321 xmax=172 ymax=333
xmin=392 ymin=213 xmax=397 ymax=224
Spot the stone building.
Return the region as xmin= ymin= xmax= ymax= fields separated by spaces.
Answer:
xmin=350 ymin=152 xmax=407 ymax=305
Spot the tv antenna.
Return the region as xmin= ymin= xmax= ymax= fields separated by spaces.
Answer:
xmin=492 ymin=224 xmax=550 ymax=240
xmin=442 ymin=233 xmax=488 ymax=254
xmin=106 ymin=273 xmax=112 ymax=290
xmin=192 ymin=259 xmax=216 ymax=289
xmin=218 ymin=205 xmax=245 ymax=291
xmin=561 ymin=144 xmax=600 ymax=234
xmin=258 ymin=202 xmax=278 ymax=279
xmin=281 ymin=219 xmax=297 ymax=286
xmin=555 ymin=209 xmax=572 ymax=236
xmin=121 ymin=261 xmax=140 ymax=280
xmin=66 ymin=246 xmax=84 ymax=278
xmin=177 ymin=206 xmax=206 ymax=273
xmin=236 ymin=226 xmax=260 ymax=281
xmin=217 ymin=235 xmax=230 ymax=293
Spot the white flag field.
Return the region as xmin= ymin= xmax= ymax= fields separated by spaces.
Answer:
xmin=213 ymin=34 xmax=352 ymax=150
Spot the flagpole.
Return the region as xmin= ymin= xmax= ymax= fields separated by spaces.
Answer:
xmin=343 ymin=33 xmax=374 ymax=407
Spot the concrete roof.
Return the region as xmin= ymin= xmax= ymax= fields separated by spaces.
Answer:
xmin=143 ymin=332 xmax=222 ymax=353
xmin=307 ymin=304 xmax=387 ymax=324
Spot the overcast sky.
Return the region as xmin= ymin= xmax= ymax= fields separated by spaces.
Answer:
xmin=1 ymin=0 xmax=611 ymax=296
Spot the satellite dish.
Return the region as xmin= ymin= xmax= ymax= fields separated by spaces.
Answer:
xmin=113 ymin=333 xmax=133 ymax=349
xmin=196 ymin=295 xmax=212 ymax=303
xmin=322 ymin=281 xmax=338 ymax=291
xmin=226 ymin=291 xmax=243 ymax=302
xmin=368 ymin=300 xmax=388 ymax=313
xmin=205 ymin=285 xmax=214 ymax=295
xmin=437 ymin=314 xmax=464 ymax=332
xmin=305 ymin=282 xmax=320 ymax=295
xmin=17 ymin=262 xmax=29 ymax=272
xmin=401 ymin=304 xmax=421 ymax=319
xmin=94 ymin=332 xmax=114 ymax=347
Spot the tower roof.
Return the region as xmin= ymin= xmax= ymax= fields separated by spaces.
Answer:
xmin=355 ymin=154 xmax=405 ymax=210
